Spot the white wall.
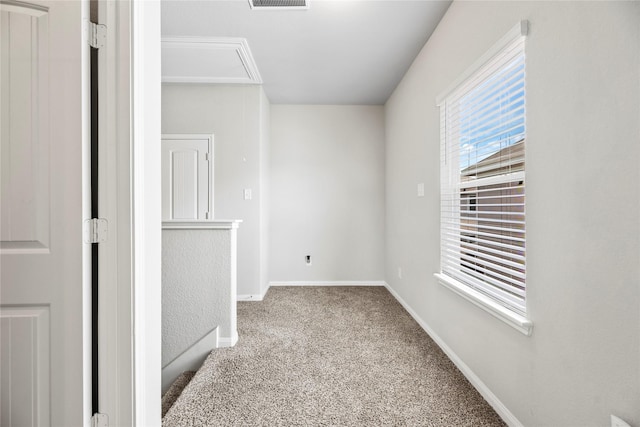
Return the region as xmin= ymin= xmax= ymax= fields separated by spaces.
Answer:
xmin=385 ymin=2 xmax=639 ymax=426
xmin=162 ymin=227 xmax=237 ymax=365
xmin=270 ymin=105 xmax=385 ymax=282
xmin=259 ymin=90 xmax=270 ymax=297
xmin=162 ymin=85 xmax=269 ymax=296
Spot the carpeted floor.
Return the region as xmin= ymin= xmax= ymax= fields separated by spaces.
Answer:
xmin=162 ymin=371 xmax=196 ymax=418
xmin=163 ymin=286 xmax=506 ymax=426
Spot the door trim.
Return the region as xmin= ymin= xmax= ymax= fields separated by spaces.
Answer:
xmin=131 ymin=1 xmax=162 ymax=424
xmin=95 ymin=0 xmax=161 ymax=425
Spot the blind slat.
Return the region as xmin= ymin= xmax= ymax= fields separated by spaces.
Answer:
xmin=448 ymin=84 xmax=525 ymax=135
xmin=442 ymin=258 xmax=526 ymax=297
xmin=456 ymin=171 xmax=525 ymax=190
xmin=443 ymin=259 xmax=525 ymax=296
xmin=445 ymin=240 xmax=526 ymax=263
xmin=442 ymin=228 xmax=526 ymax=246
xmin=444 ymin=246 xmax=525 ymax=272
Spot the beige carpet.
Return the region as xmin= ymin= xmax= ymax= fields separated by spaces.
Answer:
xmin=163 ymin=286 xmax=505 ymax=426
xmin=162 ymin=371 xmax=196 ymax=418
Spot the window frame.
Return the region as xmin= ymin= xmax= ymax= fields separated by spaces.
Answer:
xmin=434 ymin=21 xmax=532 ymax=336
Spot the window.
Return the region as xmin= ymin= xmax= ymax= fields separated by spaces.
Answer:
xmin=436 ymin=22 xmax=530 ymax=331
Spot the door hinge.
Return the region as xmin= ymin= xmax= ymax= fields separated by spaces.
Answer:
xmin=91 ymin=413 xmax=109 ymax=427
xmin=84 ymin=218 xmax=108 ymax=244
xmin=85 ymin=21 xmax=106 ymax=49
xmin=205 ymin=211 xmax=210 ymax=220
xmin=205 ymin=152 xmax=211 ymax=161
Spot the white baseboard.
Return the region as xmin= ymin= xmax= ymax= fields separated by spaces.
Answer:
xmin=240 ymin=282 xmax=385 ymax=301
xmin=238 ymin=290 xmax=268 ymax=302
xmin=218 ymin=331 xmax=238 ymax=348
xmin=269 ymin=281 xmax=386 ymax=287
xmin=383 ymin=282 xmax=523 ymax=427
xmin=238 ymin=283 xmax=271 ymax=301
xmin=161 ymin=327 xmax=218 ymax=393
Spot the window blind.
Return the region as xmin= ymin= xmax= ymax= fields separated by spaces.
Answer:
xmin=440 ymin=29 xmax=527 ymax=316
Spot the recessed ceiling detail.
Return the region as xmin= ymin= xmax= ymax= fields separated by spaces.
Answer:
xmin=161 ymin=1 xmax=452 ymax=104
xmin=249 ymin=0 xmax=309 ymax=10
xmin=161 ymin=37 xmax=262 ymax=85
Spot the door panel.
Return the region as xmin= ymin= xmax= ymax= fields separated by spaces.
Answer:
xmin=0 ymin=1 xmax=88 ymax=426
xmin=170 ymin=150 xmax=199 ymax=219
xmin=0 ymin=4 xmax=50 ymax=252
xmin=0 ymin=307 xmax=50 ymax=426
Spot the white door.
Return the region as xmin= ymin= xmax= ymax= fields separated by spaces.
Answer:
xmin=161 ymin=135 xmax=213 ymax=221
xmin=1 ymin=1 xmax=89 ymax=425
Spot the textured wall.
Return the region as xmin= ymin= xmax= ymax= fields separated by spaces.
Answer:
xmin=269 ymin=105 xmax=386 ymax=282
xmin=162 ymin=85 xmax=268 ymax=297
xmin=385 ymin=2 xmax=639 ymax=426
xmin=162 ymin=228 xmax=236 ymax=366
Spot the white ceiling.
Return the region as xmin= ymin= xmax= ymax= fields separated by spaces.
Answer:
xmin=162 ymin=37 xmax=263 ymax=84
xmin=161 ymin=0 xmax=452 ymax=105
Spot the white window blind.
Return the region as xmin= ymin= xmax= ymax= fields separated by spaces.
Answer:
xmin=439 ymin=23 xmax=527 ymax=316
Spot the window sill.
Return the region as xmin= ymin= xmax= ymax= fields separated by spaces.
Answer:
xmin=434 ymin=273 xmax=533 ymax=336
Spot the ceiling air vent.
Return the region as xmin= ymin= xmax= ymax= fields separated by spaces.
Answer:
xmin=249 ymin=0 xmax=309 ymax=10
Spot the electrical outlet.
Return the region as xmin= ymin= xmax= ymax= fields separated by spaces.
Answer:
xmin=243 ymin=189 xmax=252 ymax=200
xmin=305 ymin=255 xmax=312 ymax=266
xmin=417 ymin=183 xmax=425 ymax=197
xmin=611 ymin=415 xmax=631 ymax=427
xmin=398 ymin=267 xmax=402 ymax=279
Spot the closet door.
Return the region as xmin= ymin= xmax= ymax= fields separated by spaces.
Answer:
xmin=1 ymin=1 xmax=88 ymax=425
xmin=161 ymin=135 xmax=213 ymax=221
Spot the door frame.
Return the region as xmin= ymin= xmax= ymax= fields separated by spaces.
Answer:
xmin=97 ymin=0 xmax=161 ymax=425
xmin=131 ymin=0 xmax=162 ymax=424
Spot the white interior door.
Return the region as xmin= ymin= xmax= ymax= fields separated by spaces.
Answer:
xmin=0 ymin=0 xmax=89 ymax=425
xmin=161 ymin=135 xmax=213 ymax=221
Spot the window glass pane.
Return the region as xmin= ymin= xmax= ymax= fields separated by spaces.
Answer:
xmin=459 ymin=54 xmax=525 ymax=175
